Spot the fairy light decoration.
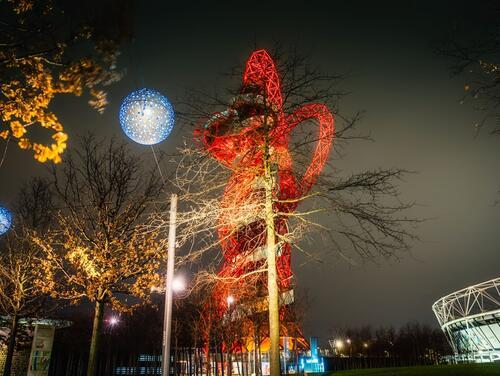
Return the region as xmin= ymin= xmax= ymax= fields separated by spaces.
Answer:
xmin=119 ymin=88 xmax=175 ymax=145
xmin=0 ymin=206 xmax=12 ymax=235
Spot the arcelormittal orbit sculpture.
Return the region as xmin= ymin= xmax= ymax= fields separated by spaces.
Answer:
xmin=198 ymin=49 xmax=334 ymax=336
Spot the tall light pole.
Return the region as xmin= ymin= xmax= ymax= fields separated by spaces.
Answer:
xmin=118 ymin=87 xmax=177 ymax=376
xmin=162 ymin=193 xmax=178 ymax=376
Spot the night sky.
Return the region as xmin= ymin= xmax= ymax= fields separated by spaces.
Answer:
xmin=1 ymin=1 xmax=499 ymax=340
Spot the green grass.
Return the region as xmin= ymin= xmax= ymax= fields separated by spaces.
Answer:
xmin=325 ymin=363 xmax=500 ymax=375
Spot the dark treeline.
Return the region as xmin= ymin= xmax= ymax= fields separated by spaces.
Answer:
xmin=47 ymin=304 xmax=452 ymax=374
xmin=2 ymin=290 xmax=454 ymax=375
xmin=329 ymin=323 xmax=451 ymax=363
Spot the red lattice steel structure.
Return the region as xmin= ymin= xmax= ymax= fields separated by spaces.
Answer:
xmin=199 ymin=49 xmax=334 ymax=322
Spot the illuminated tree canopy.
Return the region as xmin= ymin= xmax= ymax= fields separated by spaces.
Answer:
xmin=0 ymin=0 xmax=129 ymax=163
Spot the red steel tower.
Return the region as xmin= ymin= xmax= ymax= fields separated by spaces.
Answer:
xmin=198 ymin=49 xmax=334 ymax=341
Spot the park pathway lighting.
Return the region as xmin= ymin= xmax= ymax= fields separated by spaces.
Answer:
xmin=151 ymin=275 xmax=188 ymax=295
xmin=108 ymin=316 xmax=119 ymax=327
xmin=172 ymin=275 xmax=186 ymax=294
xmin=334 ymin=339 xmax=344 ymax=356
xmin=120 ymin=87 xmax=177 ymax=376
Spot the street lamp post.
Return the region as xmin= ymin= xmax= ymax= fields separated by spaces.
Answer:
xmin=162 ymin=193 xmax=178 ymax=376
xmin=118 ymin=87 xmax=177 ymax=376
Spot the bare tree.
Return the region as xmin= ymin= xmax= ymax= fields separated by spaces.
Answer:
xmin=174 ymin=45 xmax=417 ymax=263
xmin=160 ymin=45 xmax=418 ymax=376
xmin=31 ymin=135 xmax=166 ymax=376
xmin=436 ymin=3 xmax=500 ymax=135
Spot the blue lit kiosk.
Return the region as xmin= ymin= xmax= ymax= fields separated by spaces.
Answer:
xmin=0 ymin=316 xmax=71 ymax=374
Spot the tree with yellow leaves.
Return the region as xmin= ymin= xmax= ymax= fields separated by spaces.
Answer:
xmin=31 ymin=136 xmax=166 ymax=376
xmin=0 ymin=177 xmax=53 ymax=376
xmin=0 ymin=0 xmax=131 ymax=163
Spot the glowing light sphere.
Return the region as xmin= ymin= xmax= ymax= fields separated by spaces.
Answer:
xmin=119 ymin=88 xmax=174 ymax=145
xmin=0 ymin=206 xmax=12 ymax=235
xmin=172 ymin=275 xmax=186 ymax=293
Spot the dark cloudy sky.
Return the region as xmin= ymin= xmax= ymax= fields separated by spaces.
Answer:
xmin=1 ymin=1 xmax=499 ymax=341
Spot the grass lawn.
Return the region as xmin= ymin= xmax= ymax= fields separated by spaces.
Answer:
xmin=328 ymin=363 xmax=500 ymax=375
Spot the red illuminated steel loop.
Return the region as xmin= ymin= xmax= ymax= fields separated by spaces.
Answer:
xmin=198 ymin=49 xmax=335 ymax=317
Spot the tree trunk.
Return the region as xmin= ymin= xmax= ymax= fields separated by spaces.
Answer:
xmin=263 ymin=135 xmax=281 ymax=376
xmin=87 ymin=300 xmax=104 ymax=376
xmin=214 ymin=342 xmax=218 ymax=376
xmin=206 ymin=347 xmax=211 ymax=376
xmin=226 ymin=350 xmax=231 ymax=376
xmin=2 ymin=313 xmax=19 ymax=376
xmin=253 ymin=324 xmax=258 ymax=376
xmin=220 ymin=343 xmax=224 ymax=376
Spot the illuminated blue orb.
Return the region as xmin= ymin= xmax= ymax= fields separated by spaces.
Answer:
xmin=119 ymin=88 xmax=175 ymax=145
xmin=0 ymin=206 xmax=12 ymax=236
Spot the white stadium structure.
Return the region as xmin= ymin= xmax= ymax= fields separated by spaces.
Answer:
xmin=432 ymin=277 xmax=500 ymax=363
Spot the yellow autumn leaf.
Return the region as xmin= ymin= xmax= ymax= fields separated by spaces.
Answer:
xmin=10 ymin=120 xmax=26 ymax=138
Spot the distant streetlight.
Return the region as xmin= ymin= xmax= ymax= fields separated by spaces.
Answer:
xmin=335 ymin=339 xmax=344 ymax=350
xmin=227 ymin=295 xmax=235 ymax=306
xmin=108 ymin=316 xmax=119 ymax=327
xmin=363 ymin=342 xmax=369 ymax=358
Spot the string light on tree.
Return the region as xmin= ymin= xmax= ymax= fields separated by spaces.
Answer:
xmin=0 ymin=206 xmax=12 ymax=235
xmin=119 ymin=88 xmax=174 ymax=145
